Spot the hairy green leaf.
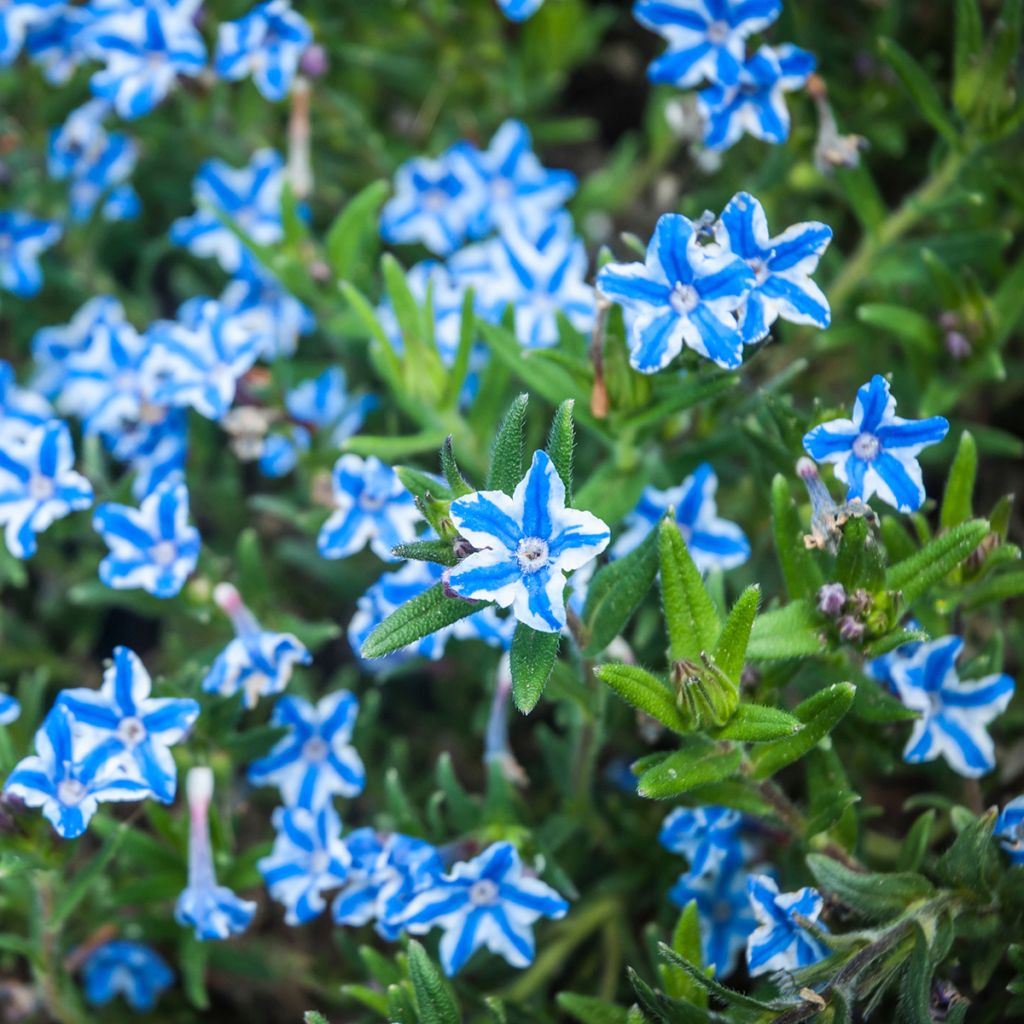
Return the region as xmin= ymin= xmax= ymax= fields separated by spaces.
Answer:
xmin=510 ymin=623 xmax=560 ymax=713
xmin=886 ymin=519 xmax=989 ymax=605
xmin=362 ymin=584 xmax=485 ymax=658
xmin=940 ymin=431 xmax=977 ymax=530
xmin=546 ymin=399 xmax=576 ymax=504
xmin=747 ymin=600 xmax=825 ymax=661
xmin=878 ymin=37 xmax=960 ymax=146
xmin=659 ymin=519 xmax=719 ymax=664
xmin=808 ymin=854 xmax=934 ymax=920
xmin=637 ymin=742 xmax=742 ymax=799
xmin=407 ymin=941 xmax=461 ymax=1024
xmin=712 ymin=584 xmax=760 ymax=684
xmin=487 ymin=393 xmax=529 ymax=494
xmin=325 ymin=179 xmax=389 ymax=281
xmin=596 ymin=663 xmax=689 ymax=734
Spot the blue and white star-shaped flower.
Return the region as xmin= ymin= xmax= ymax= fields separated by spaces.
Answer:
xmin=669 ymin=860 xmax=757 ymax=975
xmin=699 ymin=44 xmax=816 ymax=151
xmin=86 ymin=0 xmax=207 ymax=120
xmin=402 ymin=841 xmax=569 ymax=976
xmin=24 ymin=3 xmax=91 ymax=84
xmin=219 ymin=266 xmax=316 ymax=361
xmin=714 ymin=192 xmax=832 ymax=345
xmin=215 ymin=0 xmax=313 ymax=102
xmin=0 ymin=419 xmax=93 ymax=559
xmin=176 ymin=767 xmax=257 ymax=941
xmin=57 ymin=645 xmax=199 ymax=804
xmin=802 ymin=375 xmax=949 ymax=514
xmin=93 ymin=481 xmax=200 ymax=598
xmin=318 ymin=454 xmax=421 ymax=562
xmin=497 ymin=0 xmax=545 ymax=20
xmin=612 ymin=462 xmax=750 ymax=573
xmin=203 ymin=583 xmax=311 ymax=708
xmin=634 ymin=0 xmax=781 ymax=88
xmin=0 ymin=0 xmax=62 ymax=65
xmin=597 ymin=213 xmax=754 ymax=372
xmin=0 ymin=692 xmax=21 ymax=726
xmin=0 ymin=209 xmax=62 ymax=298
xmin=888 ymin=635 xmax=1015 ymax=778
xmin=143 ymin=298 xmax=266 ymax=422
xmin=445 ymin=450 xmax=610 ymax=634
xmin=332 ymin=829 xmax=444 ymax=940
xmin=864 ymin=622 xmax=924 ymax=693
xmin=659 ymin=805 xmax=745 ymax=876
xmin=258 ymin=803 xmax=352 ymax=926
xmin=82 ymin=941 xmax=174 ymax=1012
xmin=996 ymin=797 xmax=1024 ymax=867
xmin=3 ymin=704 xmax=150 ymax=839
xmin=170 ymin=149 xmax=285 ymax=275
xmin=0 ymin=360 xmax=53 ymax=443
xmin=746 ymin=873 xmax=829 ymax=976
xmin=248 ymin=691 xmax=366 ymax=808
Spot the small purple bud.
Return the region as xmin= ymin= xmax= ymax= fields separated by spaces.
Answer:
xmin=816 ymin=583 xmax=847 ymax=617
xmin=837 ymin=615 xmax=865 ymax=642
xmin=945 ymin=331 xmax=971 ymax=360
xmin=299 ymin=44 xmax=329 ymax=78
xmin=849 ymin=588 xmax=872 ymax=615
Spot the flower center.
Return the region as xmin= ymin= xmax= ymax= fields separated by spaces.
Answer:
xmin=28 ymin=475 xmax=55 ymax=501
xmin=150 ymin=540 xmax=177 ymax=566
xmin=669 ymin=282 xmax=700 ymax=316
xmin=57 ymin=778 xmax=87 ymax=805
xmin=117 ymin=716 xmax=146 ymax=747
xmin=516 ymin=537 xmax=550 ymax=574
xmin=491 ymin=178 xmax=514 ymax=202
xmin=748 ymin=257 xmax=770 ymax=285
xmin=706 ymin=19 xmax=730 ymax=45
xmin=468 ymin=879 xmax=499 ymax=906
xmin=302 ymin=736 xmax=328 ymax=762
xmin=359 ymin=488 xmax=387 ymax=512
xmin=424 ymin=189 xmax=447 ymax=211
xmin=852 ymin=432 xmax=881 ymax=461
xmin=308 ymin=849 xmax=331 ymax=875
xmin=713 ymin=899 xmax=733 ymax=923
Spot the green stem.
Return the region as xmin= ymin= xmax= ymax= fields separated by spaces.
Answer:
xmin=31 ymin=874 xmax=88 ymax=1024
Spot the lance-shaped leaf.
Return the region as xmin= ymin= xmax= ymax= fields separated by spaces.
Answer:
xmin=583 ymin=523 xmax=660 ymax=655
xmin=382 ymin=253 xmax=445 ymax=386
xmin=750 ymin=683 xmax=856 ymax=779
xmin=596 ymin=663 xmax=690 ymax=734
xmin=440 ymin=436 xmax=474 ymax=497
xmin=712 ymin=703 xmax=801 ymax=742
xmin=935 ymin=807 xmax=999 ymax=897
xmin=326 ymin=179 xmax=389 ymax=282
xmin=556 ymin=993 xmax=630 ymax=1024
xmin=391 ymin=540 xmax=459 ymax=566
xmin=487 ymin=394 xmax=529 ymax=495
xmin=878 ymin=36 xmax=960 ymax=146
xmin=441 ymin=289 xmax=477 ymax=411
xmin=771 ymin=474 xmax=823 ymax=600
xmin=636 ymin=741 xmax=742 ymax=799
xmin=712 ymin=584 xmax=760 ymax=685
xmin=747 ymin=600 xmax=825 ymax=660
xmin=407 ymin=941 xmax=462 ymax=1024
xmin=546 ymin=400 xmax=575 ymax=504
xmin=940 ymin=430 xmax=977 ymax=530
xmin=807 ymin=854 xmax=934 ymax=921
xmin=660 ymin=901 xmax=708 ymax=1005
xmin=510 ymin=623 xmax=560 ymax=714
xmin=885 ymin=519 xmax=989 ymax=605
xmin=659 ymin=519 xmax=719 ymax=664
xmin=362 ymin=584 xmax=486 ymax=658
xmin=656 ymin=945 xmax=791 ymax=1014
xmin=835 ymin=515 xmax=885 ymax=592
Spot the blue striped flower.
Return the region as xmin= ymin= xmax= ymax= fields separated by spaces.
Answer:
xmin=746 ymin=874 xmax=828 ymax=976
xmin=24 ymin=4 xmax=92 ymax=83
xmin=203 ymin=583 xmax=311 ymax=708
xmin=0 ymin=209 xmax=62 ymax=297
xmin=634 ymin=0 xmax=781 ymax=88
xmin=659 ymin=805 xmax=744 ymax=876
xmin=888 ymin=635 xmax=1015 ymax=779
xmin=176 ymin=767 xmax=257 ymax=941
xmin=597 ymin=214 xmax=754 ymax=372
xmin=57 ymin=646 xmax=197 ymax=806
xmin=612 ymin=463 xmax=750 ymax=572
xmin=258 ymin=804 xmax=351 ymax=925
xmin=402 ymin=841 xmax=569 ymax=976
xmin=669 ymin=861 xmax=757 ymax=975
xmin=714 ymin=192 xmax=832 ymax=345
xmin=864 ymin=622 xmax=924 ymax=693
xmin=3 ymin=704 xmax=149 ymax=839
xmin=699 ymin=44 xmax=815 ymax=151
xmin=219 ymin=267 xmax=316 ymax=361
xmin=802 ymin=375 xmax=949 ymax=513
xmin=0 ymin=360 xmax=53 ymax=442
xmin=996 ymin=797 xmax=1024 ymax=866
xmin=248 ymin=691 xmax=365 ymax=808
xmin=82 ymin=941 xmax=174 ymax=1011
xmin=0 ymin=419 xmax=93 ymax=559
xmin=215 ymin=0 xmax=313 ymax=102
xmin=114 ymin=410 xmax=189 ymax=501
xmin=0 ymin=692 xmax=21 ymax=726
xmin=93 ymin=481 xmax=200 ymax=598
xmin=497 ymin=0 xmax=545 ymax=21
xmin=142 ymin=299 xmax=266 ymax=422
xmin=318 ymin=455 xmax=421 ymax=562
xmin=0 ymin=0 xmax=62 ymax=64
xmin=87 ymin=1 xmax=207 ymax=120
xmin=170 ymin=150 xmax=285 ymax=275
xmin=332 ymin=829 xmax=444 ymax=940
xmin=446 ymin=450 xmax=610 ymax=634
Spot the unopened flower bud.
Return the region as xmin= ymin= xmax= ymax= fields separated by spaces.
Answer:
xmin=816 ymin=582 xmax=847 ymax=617
xmin=837 ymin=616 xmax=865 ymax=642
xmin=849 ymin=588 xmax=872 ymax=615
xmin=299 ymin=44 xmax=329 ymax=78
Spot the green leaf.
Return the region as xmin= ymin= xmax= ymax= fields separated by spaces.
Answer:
xmin=179 ymin=933 xmax=210 ymax=1009
xmin=441 ymin=289 xmax=477 ymax=410
xmin=236 ymin=528 xmax=269 ymax=602
xmin=855 ymin=304 xmax=938 ymax=355
xmin=878 ymin=37 xmax=960 ymax=147
xmin=963 ymin=569 xmax=1024 ymax=610
xmin=659 ymin=519 xmax=719 ymax=664
xmin=662 ymin=901 xmax=707 ymax=1004
xmin=953 ymin=0 xmax=985 ymax=106
xmin=340 ymin=280 xmax=403 ymax=382
xmin=835 ymin=515 xmax=885 ymax=592
xmin=935 ymin=808 xmax=999 ymax=896
xmin=808 ymin=853 xmax=934 ymax=920
xmin=656 ymin=945 xmax=789 ymax=1013
xmin=52 ymin=821 xmax=130 ymax=926
xmin=440 ymin=436 xmax=474 ymax=497
xmin=940 ymin=431 xmax=977 ymax=530
xmin=627 ymin=968 xmax=709 ymax=1024
xmin=344 ymin=429 xmax=450 ymax=461
xmin=885 ymin=519 xmax=989 ymax=605
xmin=596 ymin=663 xmax=689 ymax=734
xmin=325 ymin=179 xmax=389 ymax=281
xmin=771 ymin=474 xmax=823 ymax=600
xmin=487 ymin=393 xmax=529 ymax=494
xmin=391 ymin=540 xmax=458 ymax=566
xmin=556 ymin=993 xmax=629 ymax=1024
xmin=362 ymin=584 xmax=485 ymax=658
xmin=750 ymin=683 xmax=856 ymax=779
xmin=712 ymin=585 xmax=760 ymax=685
xmin=636 ymin=742 xmax=742 ymax=799
xmin=897 ymin=810 xmax=936 ymax=873
xmin=510 ymin=624 xmax=560 ymax=713
xmin=546 ymin=399 xmax=576 ymax=504
xmin=713 ymin=703 xmax=801 ymax=742
xmin=747 ymin=600 xmax=825 ymax=661
xmin=407 ymin=941 xmax=461 ymax=1024
xmin=382 ymin=253 xmax=443 ymax=382
xmin=898 ymin=925 xmax=934 ymax=1024
xmin=304 ymin=1012 xmax=331 ymax=1024
xmin=583 ymin=522 xmax=660 ymax=655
